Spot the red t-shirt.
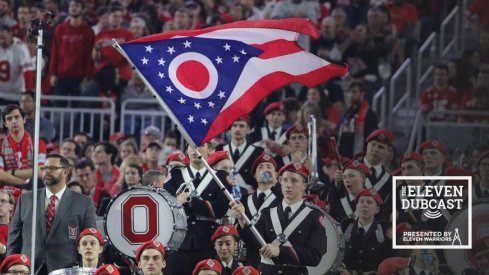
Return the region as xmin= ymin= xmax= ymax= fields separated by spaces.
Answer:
xmin=95 ymin=28 xmax=134 ymax=80
xmin=420 ymin=85 xmax=459 ymax=121
xmin=387 ymin=3 xmax=418 ymax=33
xmin=467 ymin=0 xmax=489 ymax=25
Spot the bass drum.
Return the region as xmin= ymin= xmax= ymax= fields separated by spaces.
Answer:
xmin=444 ymin=200 xmax=489 ymax=274
xmin=307 ymin=214 xmax=345 ymax=275
xmin=48 ymin=267 xmax=95 ymax=275
xmin=104 ymin=186 xmax=187 ymax=258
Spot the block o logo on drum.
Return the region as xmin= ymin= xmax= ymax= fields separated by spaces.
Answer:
xmin=121 ymin=195 xmax=159 ymax=243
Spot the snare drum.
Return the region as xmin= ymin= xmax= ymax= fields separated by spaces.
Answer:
xmin=444 ymin=200 xmax=489 ymax=274
xmin=307 ymin=214 xmax=345 ymax=275
xmin=48 ymin=267 xmax=95 ymax=275
xmin=104 ymin=186 xmax=187 ymax=258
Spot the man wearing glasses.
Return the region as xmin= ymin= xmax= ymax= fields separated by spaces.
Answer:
xmin=8 ymin=154 xmax=96 ymax=274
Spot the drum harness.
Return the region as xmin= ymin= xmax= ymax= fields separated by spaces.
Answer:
xmin=260 ymin=206 xmax=312 ymax=266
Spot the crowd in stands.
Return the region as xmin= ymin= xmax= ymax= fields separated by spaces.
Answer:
xmin=0 ymin=0 xmax=488 ymax=274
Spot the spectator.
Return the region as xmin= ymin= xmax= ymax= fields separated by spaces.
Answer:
xmin=74 ymin=158 xmax=97 ymax=200
xmin=141 ymin=142 xmax=164 ymax=173
xmin=50 ymin=0 xmax=95 ymax=107
xmin=60 ymin=138 xmax=82 ymax=160
xmin=73 ymin=132 xmax=91 ymax=150
xmin=474 ymin=150 xmax=489 ymax=201
xmin=141 ymin=126 xmax=162 ymax=151
xmin=19 ymin=91 xmax=56 ymax=143
xmin=0 ymin=25 xmax=34 ymax=106
xmin=0 ymin=0 xmax=16 ymax=28
xmin=91 ymin=142 xmax=119 ymax=214
xmin=0 ymin=105 xmax=46 ymax=198
xmin=129 ymin=16 xmax=149 ymax=39
xmin=116 ymin=139 xmax=138 ymax=166
xmin=337 ymin=81 xmax=378 ymax=158
xmin=0 ymin=190 xmax=13 ymax=259
xmin=8 ymin=154 xmax=96 ymax=274
xmin=12 ymin=3 xmax=30 ymax=41
xmin=465 ymin=0 xmax=489 ymax=26
xmin=92 ymin=6 xmax=109 ymax=36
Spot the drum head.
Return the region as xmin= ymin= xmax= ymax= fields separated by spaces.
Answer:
xmin=104 ymin=187 xmax=187 ymax=258
xmin=307 ymin=214 xmax=345 ymax=275
xmin=48 ymin=267 xmax=95 ymax=275
xmin=444 ymin=200 xmax=489 ymax=274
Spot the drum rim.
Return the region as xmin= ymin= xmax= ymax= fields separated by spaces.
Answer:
xmin=103 ymin=186 xmax=186 ymax=258
xmin=443 ymin=199 xmax=489 ymax=274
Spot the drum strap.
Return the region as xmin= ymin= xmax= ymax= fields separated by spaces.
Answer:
xmin=340 ymin=197 xmax=355 ymax=218
xmin=182 ymin=168 xmax=192 ymax=184
xmin=261 ymin=206 xmax=311 ymax=265
xmin=365 ymin=169 xmax=390 ymax=192
xmin=248 ymin=193 xmax=277 ymax=224
xmin=344 ymin=223 xmax=354 ymax=242
xmin=375 ymin=224 xmax=384 ymax=243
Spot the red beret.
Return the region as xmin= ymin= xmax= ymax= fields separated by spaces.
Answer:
xmin=355 ymin=188 xmax=383 ymax=205
xmin=399 ymin=152 xmax=423 ymax=165
xmin=94 ymin=264 xmax=120 ymax=275
xmin=166 ymin=152 xmax=190 ymax=166
xmin=211 ymin=225 xmax=239 ymax=242
xmin=396 ymin=222 xmax=412 ymax=236
xmin=366 ymin=129 xmax=394 ymax=145
xmin=77 ymin=228 xmax=104 ymax=246
xmin=236 ymin=114 xmax=251 ymax=124
xmin=109 ymin=132 xmax=126 ymax=143
xmin=444 ymin=167 xmax=474 ymax=187
xmin=478 ymin=150 xmax=489 ymax=166
xmin=264 ymin=102 xmax=284 ymax=115
xmin=208 ymin=151 xmax=230 ymax=166
xmin=343 ymin=160 xmax=370 ymax=176
xmin=285 ymin=125 xmax=308 ymax=140
xmin=378 ymin=257 xmax=410 ymax=275
xmin=472 ymin=236 xmax=489 ymax=258
xmin=135 ymin=240 xmax=165 ymax=262
xmin=232 ymin=266 xmax=260 ymax=275
xmin=251 ymin=152 xmax=277 ymax=176
xmin=302 ymin=193 xmax=327 ymax=210
xmin=278 ymin=162 xmax=310 ymax=179
xmin=0 ymin=254 xmax=30 ymax=273
xmin=418 ymin=140 xmax=446 ymax=155
xmin=192 ymin=259 xmax=222 ymax=275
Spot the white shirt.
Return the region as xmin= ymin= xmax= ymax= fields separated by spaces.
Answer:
xmin=256 ymin=188 xmax=272 ymax=198
xmin=189 ymin=165 xmax=206 ymax=179
xmin=45 ymin=185 xmax=67 ymax=212
xmin=267 ymin=126 xmax=282 ymax=140
xmin=231 ymin=142 xmax=247 ymax=156
xmin=282 ymin=199 xmax=304 ymax=218
xmin=363 ymin=157 xmax=383 ymax=176
xmin=357 ymin=219 xmax=373 ymax=233
xmin=221 ymin=259 xmax=234 ymax=269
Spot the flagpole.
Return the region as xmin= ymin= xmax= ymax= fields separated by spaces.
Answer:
xmin=112 ymin=40 xmax=267 ymax=246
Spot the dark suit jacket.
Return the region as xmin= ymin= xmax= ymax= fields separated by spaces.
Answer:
xmin=8 ymin=187 xmax=97 ymax=273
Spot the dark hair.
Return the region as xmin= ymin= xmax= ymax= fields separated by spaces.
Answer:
xmin=46 ymin=154 xmax=71 ymax=168
xmin=435 ymin=64 xmax=449 ymax=72
xmin=63 ymin=138 xmax=82 ymax=157
xmin=122 ymin=164 xmax=143 ymax=189
xmin=0 ymin=190 xmax=14 ymax=205
xmin=75 ymin=158 xmax=95 ymax=171
xmin=109 ymin=3 xmax=123 ymax=13
xmin=20 ymin=91 xmax=35 ymax=101
xmin=95 ymin=141 xmax=118 ymax=164
xmin=348 ymin=81 xmax=366 ymax=92
xmin=2 ymin=104 xmax=25 ymax=124
xmin=67 ymin=180 xmax=83 ymax=190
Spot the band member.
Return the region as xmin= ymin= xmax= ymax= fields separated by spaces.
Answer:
xmin=377 ymin=257 xmax=411 ymax=275
xmin=249 ymin=102 xmax=288 ymax=155
xmin=232 ymin=266 xmax=259 ymax=275
xmin=0 ymin=254 xmax=30 ymax=274
xmin=136 ymin=241 xmax=166 ymax=275
xmin=240 ymin=152 xmax=282 ymax=266
xmin=329 ymin=160 xmax=370 ymax=222
xmin=192 ymin=259 xmax=222 ymax=275
xmin=274 ymin=125 xmax=310 ymax=170
xmin=342 ymin=189 xmax=392 ymax=273
xmin=94 ymin=264 xmax=120 ymax=275
xmin=75 ymin=228 xmax=104 ymax=268
xmin=216 ymin=115 xmax=264 ymax=192
xmin=232 ymin=162 xmax=327 ymax=275
xmin=362 ymin=128 xmax=394 ymax=201
xmin=212 ymin=225 xmax=242 ymax=275
xmin=418 ymin=140 xmax=447 ymax=179
xmin=474 ymin=150 xmax=489 ymax=201
xmin=164 ymin=142 xmax=231 ymax=275
xmin=208 ymin=151 xmax=233 ymax=174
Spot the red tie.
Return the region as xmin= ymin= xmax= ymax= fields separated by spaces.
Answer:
xmin=46 ymin=195 xmax=56 ymax=233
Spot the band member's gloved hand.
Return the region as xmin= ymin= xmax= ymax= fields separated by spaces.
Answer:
xmin=229 ymin=201 xmax=246 ymax=228
xmin=260 ymin=244 xmax=280 ymax=258
xmin=177 ymin=191 xmax=190 ymax=205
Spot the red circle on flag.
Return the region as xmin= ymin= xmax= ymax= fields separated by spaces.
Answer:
xmin=176 ymin=60 xmax=209 ymax=92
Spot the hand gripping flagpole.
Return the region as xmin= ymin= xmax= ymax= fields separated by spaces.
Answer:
xmin=112 ymin=40 xmax=267 ymax=246
xmin=28 ymin=10 xmax=53 ymax=275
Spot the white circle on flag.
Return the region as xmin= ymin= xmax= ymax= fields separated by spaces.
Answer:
xmin=168 ymin=52 xmax=218 ymax=99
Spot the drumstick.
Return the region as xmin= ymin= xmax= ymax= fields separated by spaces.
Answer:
xmin=329 ymin=137 xmax=344 ymax=170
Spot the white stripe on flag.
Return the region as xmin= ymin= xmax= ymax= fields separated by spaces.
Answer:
xmin=222 ymin=51 xmax=331 ymax=109
xmin=194 ymin=28 xmax=299 ymax=44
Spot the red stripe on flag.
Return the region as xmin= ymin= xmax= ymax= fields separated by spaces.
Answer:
xmin=203 ymin=63 xmax=348 ymax=143
xmin=128 ymin=18 xmax=319 ymax=44
xmin=252 ymin=40 xmax=304 ymax=59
